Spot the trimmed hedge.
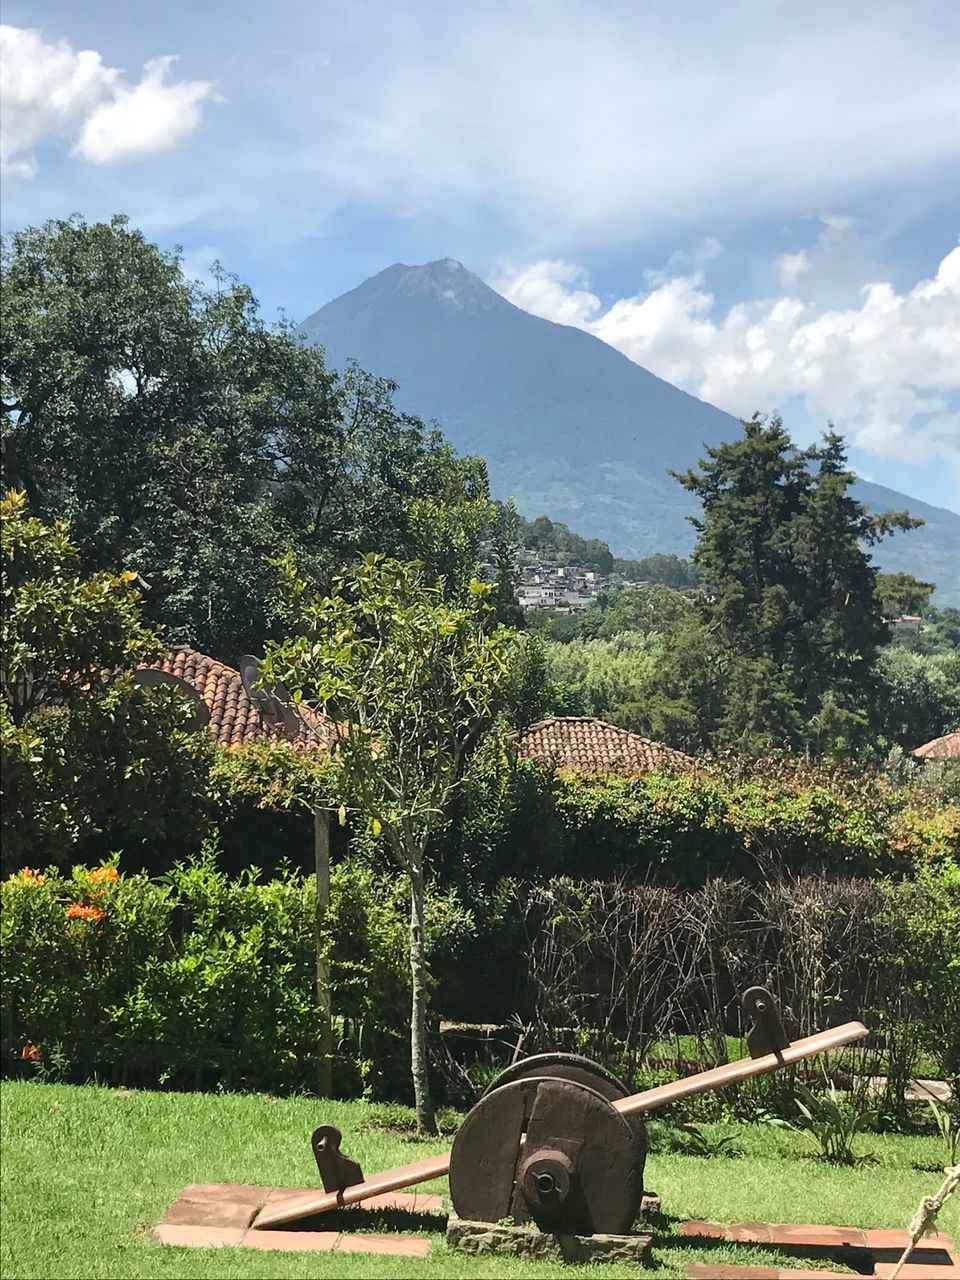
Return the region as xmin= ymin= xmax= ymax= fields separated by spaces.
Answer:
xmin=439 ymin=752 xmax=959 ymax=887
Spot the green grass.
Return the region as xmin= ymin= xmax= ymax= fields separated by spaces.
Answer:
xmin=1 ymin=1082 xmax=956 ymax=1279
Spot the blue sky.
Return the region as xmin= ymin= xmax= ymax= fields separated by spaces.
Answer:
xmin=2 ymin=1 xmax=958 ymax=511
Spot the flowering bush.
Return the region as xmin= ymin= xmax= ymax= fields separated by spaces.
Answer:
xmin=0 ymin=843 xmax=471 ymax=1097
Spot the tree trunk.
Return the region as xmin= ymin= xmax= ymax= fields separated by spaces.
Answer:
xmin=314 ymin=807 xmax=333 ymax=1097
xmin=408 ymin=856 xmax=437 ymax=1135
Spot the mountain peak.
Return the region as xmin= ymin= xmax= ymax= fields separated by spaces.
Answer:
xmin=298 ymin=264 xmax=958 ymax=603
xmin=356 ymin=257 xmax=501 ymax=313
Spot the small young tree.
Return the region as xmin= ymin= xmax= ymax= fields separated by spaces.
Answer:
xmin=264 ymin=554 xmax=515 ymax=1132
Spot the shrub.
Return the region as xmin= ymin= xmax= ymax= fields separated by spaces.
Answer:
xmin=770 ymin=1081 xmax=878 ymax=1165
xmin=0 ymin=845 xmax=472 ymax=1097
xmin=518 ymin=874 xmax=955 ymax=1119
xmin=441 ymin=751 xmax=959 ymax=888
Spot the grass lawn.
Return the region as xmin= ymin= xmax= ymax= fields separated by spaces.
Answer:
xmin=1 ymin=1081 xmax=956 ymax=1279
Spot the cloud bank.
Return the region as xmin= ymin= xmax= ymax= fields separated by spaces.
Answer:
xmin=495 ymin=237 xmax=960 ymax=492
xmin=301 ymin=2 xmax=960 ymax=244
xmin=0 ymin=25 xmax=215 ymax=177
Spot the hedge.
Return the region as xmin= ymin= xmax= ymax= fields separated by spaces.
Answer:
xmin=3 ymin=850 xmax=957 ymax=1112
xmin=439 ymin=752 xmax=959 ymax=887
xmin=0 ymin=843 xmax=473 ymax=1099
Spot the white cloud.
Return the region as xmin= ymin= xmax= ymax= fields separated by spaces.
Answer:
xmin=494 ymin=260 xmax=601 ymax=327
xmin=0 ymin=25 xmax=215 ymax=177
xmin=295 ymin=3 xmax=960 ymax=244
xmin=776 ymin=252 xmax=810 ymax=286
xmin=495 ymin=241 xmax=960 ymax=490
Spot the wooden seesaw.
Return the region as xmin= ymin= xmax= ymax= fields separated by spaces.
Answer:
xmin=252 ymin=988 xmax=867 ymax=1238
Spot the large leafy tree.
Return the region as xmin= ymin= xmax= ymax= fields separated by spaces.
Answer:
xmin=265 ymin=555 xmax=514 ymax=1132
xmin=2 ymin=215 xmax=492 ymax=657
xmin=674 ymin=417 xmax=920 ymax=753
xmin=1 ymin=492 xmax=211 ymax=870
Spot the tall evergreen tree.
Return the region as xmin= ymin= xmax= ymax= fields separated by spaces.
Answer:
xmin=675 ymin=416 xmax=920 ymax=753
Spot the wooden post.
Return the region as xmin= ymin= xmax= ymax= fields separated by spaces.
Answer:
xmin=314 ymin=806 xmax=333 ymax=1097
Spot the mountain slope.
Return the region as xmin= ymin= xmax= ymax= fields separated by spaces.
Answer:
xmin=301 ymin=259 xmax=960 ymax=604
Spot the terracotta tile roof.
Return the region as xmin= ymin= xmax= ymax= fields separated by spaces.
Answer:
xmin=516 ymin=716 xmax=695 ymax=775
xmin=913 ymin=731 xmax=960 ymax=761
xmin=150 ymin=646 xmax=331 ymax=750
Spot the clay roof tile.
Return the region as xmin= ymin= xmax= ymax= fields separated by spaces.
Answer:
xmin=516 ymin=715 xmax=695 ymax=775
xmin=150 ymin=645 xmax=331 ymax=751
xmin=913 ymin=731 xmax=960 ymax=761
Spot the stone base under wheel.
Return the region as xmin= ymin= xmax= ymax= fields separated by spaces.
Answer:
xmin=446 ymin=1214 xmax=653 ymax=1265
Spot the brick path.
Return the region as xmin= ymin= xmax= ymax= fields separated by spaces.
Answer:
xmin=155 ymin=1186 xmax=960 ymax=1274
xmin=681 ymin=1218 xmax=960 ymax=1279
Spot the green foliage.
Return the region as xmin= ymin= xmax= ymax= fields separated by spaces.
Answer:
xmin=265 ymin=555 xmax=515 ymax=860
xmin=613 ymin=552 xmax=701 ymax=587
xmin=675 ymin=417 xmax=921 ymax=754
xmin=541 ymin=617 xmax=722 ymax=751
xmin=513 ymin=510 xmax=699 ymax=586
xmin=265 ymin=554 xmax=515 ymax=1129
xmin=516 ymin=512 xmax=614 ymax=574
xmin=885 ymin=861 xmax=960 ymax=1097
xmin=208 ymin=737 xmax=338 ymax=814
xmin=1 ymin=490 xmax=158 ymax=725
xmin=875 ymin=571 xmax=936 ymax=619
xmin=873 ymin=646 xmax=960 ymax=751
xmin=770 ymin=1081 xmax=878 ymax=1165
xmin=488 ymin=500 xmax=526 ymax=629
xmin=0 ymin=493 xmax=213 ymax=872
xmin=2 ymin=215 xmax=491 ymax=655
xmin=445 ymin=752 xmax=959 ymax=888
xmin=497 ymin=632 xmax=554 ymax=729
xmin=675 ymin=1122 xmax=743 ymax=1158
xmin=0 ymin=851 xmax=470 ymax=1097
xmin=928 ymin=1101 xmax=960 ymax=1168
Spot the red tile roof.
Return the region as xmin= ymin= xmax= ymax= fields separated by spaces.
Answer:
xmin=913 ymin=731 xmax=960 ymax=761
xmin=151 ymin=646 xmax=331 ymax=750
xmin=517 ymin=716 xmax=695 ymax=775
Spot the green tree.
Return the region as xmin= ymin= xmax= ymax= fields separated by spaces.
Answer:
xmin=874 ymin=647 xmax=960 ymax=751
xmin=674 ymin=417 xmax=920 ymax=753
xmin=264 ymin=554 xmax=515 ymax=1132
xmin=488 ymin=500 xmax=525 ymax=628
xmin=2 ymin=215 xmax=490 ymax=656
xmin=875 ymin=572 xmax=935 ymax=619
xmin=0 ymin=491 xmax=211 ymax=869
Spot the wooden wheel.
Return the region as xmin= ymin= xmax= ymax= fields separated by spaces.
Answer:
xmin=450 ymin=1076 xmax=645 ymax=1235
xmin=484 ymin=1051 xmax=634 ymax=1105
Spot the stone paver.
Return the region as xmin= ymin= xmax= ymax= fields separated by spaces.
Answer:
xmin=155 ymin=1181 xmax=437 ymax=1256
xmin=685 ymin=1266 xmax=779 ymax=1279
xmin=155 ymin=1190 xmax=960 ymax=1272
xmin=776 ymin=1272 xmax=861 ymax=1280
xmin=680 ymin=1220 xmax=729 ymax=1240
xmin=728 ymin=1221 xmax=775 ymax=1243
xmin=154 ymin=1224 xmax=247 ymax=1248
xmin=243 ymin=1230 xmax=341 ymax=1252
xmin=338 ymin=1233 xmax=431 ymax=1256
xmin=872 ymin=1266 xmax=960 ymax=1280
xmin=767 ymin=1222 xmax=867 ymax=1247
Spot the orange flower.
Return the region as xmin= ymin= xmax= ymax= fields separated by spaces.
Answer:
xmin=65 ymin=903 xmax=104 ymax=922
xmin=19 ymin=868 xmax=47 ymax=884
xmin=89 ymin=866 xmax=118 ymax=883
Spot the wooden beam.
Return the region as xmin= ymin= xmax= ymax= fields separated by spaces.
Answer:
xmin=616 ymin=1021 xmax=869 ymax=1116
xmin=252 ymin=1019 xmax=868 ymax=1230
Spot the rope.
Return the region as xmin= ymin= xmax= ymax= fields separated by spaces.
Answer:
xmin=887 ymin=1164 xmax=960 ymax=1280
